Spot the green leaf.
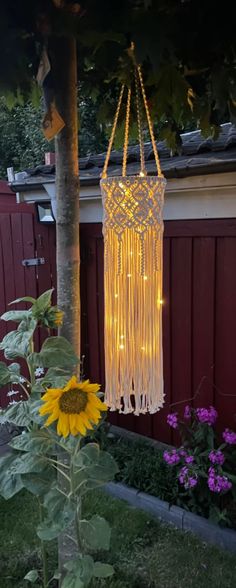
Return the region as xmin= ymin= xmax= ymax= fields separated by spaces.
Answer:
xmin=80 ymin=515 xmax=111 ymax=551
xmin=74 ymin=443 xmax=119 ymax=483
xmin=37 ymin=492 xmax=75 ymax=540
xmin=93 ymin=562 xmax=114 ymax=578
xmin=63 ymin=556 xmax=94 ymax=587
xmin=0 ymin=317 xmax=37 ymax=359
xmin=9 ymin=296 xmax=35 ymax=305
xmin=0 ymin=454 xmax=24 ymax=499
xmin=61 ymin=574 xmax=84 ymax=588
xmin=32 ymin=289 xmax=54 ymax=316
xmin=37 ymin=521 xmax=64 ymax=541
xmin=42 ymin=367 xmax=72 ymax=388
xmin=10 ymin=430 xmax=54 ymax=455
xmin=21 ymin=468 xmax=55 ymax=496
xmin=1 ymin=310 xmax=31 ymax=322
xmin=8 ymin=452 xmax=47 ymax=475
xmin=0 ymin=362 xmax=12 ymax=385
xmin=0 ymin=361 xmax=22 ymax=386
xmin=0 ymin=401 xmax=31 ymax=427
xmin=31 ymin=336 xmax=78 ymax=369
xmin=23 ymin=569 xmax=39 ymax=583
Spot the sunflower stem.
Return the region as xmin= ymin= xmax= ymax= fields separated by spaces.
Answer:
xmin=38 ymin=499 xmax=49 ymax=588
xmin=70 ymin=448 xmax=83 ymax=554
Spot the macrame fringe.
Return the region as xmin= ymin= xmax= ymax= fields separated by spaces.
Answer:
xmin=104 ymin=226 xmax=164 ymax=415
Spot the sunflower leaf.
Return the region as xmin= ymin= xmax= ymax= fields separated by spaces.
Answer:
xmin=63 ymin=556 xmax=94 ymax=587
xmin=93 ymin=562 xmax=114 ymax=578
xmin=79 ymin=515 xmax=111 ymax=550
xmin=31 ymin=336 xmax=79 ymax=368
xmin=21 ymin=468 xmax=55 ymax=496
xmin=9 ymin=430 xmax=54 ymax=454
xmin=1 ymin=310 xmax=31 ymax=323
xmin=0 ymin=400 xmax=31 ymax=427
xmin=37 ymin=492 xmax=75 ymax=540
xmin=0 ymin=454 xmax=23 ymax=499
xmin=74 ymin=443 xmax=119 ymax=484
xmin=31 ymin=289 xmax=54 ymax=316
xmin=23 ymin=570 xmax=39 ymax=583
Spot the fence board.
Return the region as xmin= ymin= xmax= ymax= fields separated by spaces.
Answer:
xmin=171 ymin=237 xmax=192 ymax=443
xmin=192 ymin=237 xmax=215 ymax=408
xmin=215 ymin=238 xmax=236 ymax=430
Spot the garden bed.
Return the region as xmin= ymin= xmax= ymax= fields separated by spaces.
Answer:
xmin=100 ymin=426 xmax=236 ymax=531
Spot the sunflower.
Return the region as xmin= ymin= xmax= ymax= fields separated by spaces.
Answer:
xmin=39 ymin=376 xmax=107 ymax=437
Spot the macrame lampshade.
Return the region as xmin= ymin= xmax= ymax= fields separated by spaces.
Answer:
xmin=100 ymin=55 xmax=166 ymax=415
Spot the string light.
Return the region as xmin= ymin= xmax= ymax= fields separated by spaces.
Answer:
xmin=119 ymin=344 xmax=124 ymax=350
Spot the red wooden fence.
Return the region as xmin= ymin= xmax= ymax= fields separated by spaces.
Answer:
xmin=81 ymin=221 xmax=236 ymax=444
xmin=0 ymin=181 xmax=236 ymax=443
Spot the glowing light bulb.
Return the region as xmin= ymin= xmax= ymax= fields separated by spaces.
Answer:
xmin=115 ymin=293 xmax=118 ymax=298
xmin=141 ymin=346 xmax=145 ymax=351
xmin=159 ymin=299 xmax=163 ymax=305
xmin=120 ymin=335 xmax=125 ymax=339
xmin=127 ymin=274 xmax=132 ymax=278
xmin=140 ymin=171 xmax=145 ymax=177
xmin=144 ymin=276 xmax=148 ymax=281
xmin=119 ymin=344 xmax=124 ymax=350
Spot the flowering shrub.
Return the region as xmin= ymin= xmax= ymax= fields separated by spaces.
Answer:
xmin=164 ymin=405 xmax=236 ymax=526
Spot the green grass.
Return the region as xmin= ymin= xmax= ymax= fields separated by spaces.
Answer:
xmin=1 ymin=490 xmax=236 ymax=588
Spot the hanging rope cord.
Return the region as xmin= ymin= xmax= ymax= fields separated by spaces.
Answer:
xmin=101 ymin=46 xmax=163 ymax=179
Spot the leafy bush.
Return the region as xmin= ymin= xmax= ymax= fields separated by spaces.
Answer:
xmin=102 ymin=435 xmax=178 ymax=503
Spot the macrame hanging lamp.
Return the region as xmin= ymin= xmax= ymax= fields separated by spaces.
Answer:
xmin=100 ymin=45 xmax=167 ymax=415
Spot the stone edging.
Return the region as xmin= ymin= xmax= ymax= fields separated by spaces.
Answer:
xmin=105 ymin=481 xmax=236 ymax=553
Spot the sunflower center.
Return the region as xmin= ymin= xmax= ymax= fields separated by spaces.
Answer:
xmin=59 ymin=388 xmax=88 ymax=414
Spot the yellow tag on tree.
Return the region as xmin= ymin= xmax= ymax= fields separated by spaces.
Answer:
xmin=42 ymin=104 xmax=65 ymax=141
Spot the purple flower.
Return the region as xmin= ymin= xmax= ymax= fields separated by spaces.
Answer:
xmin=208 ymin=450 xmax=225 ymax=466
xmin=196 ymin=406 xmax=218 ymax=426
xmin=163 ymin=449 xmax=180 ymax=465
xmin=207 ymin=467 xmax=232 ymax=493
xmin=185 ymin=455 xmax=194 ymax=465
xmin=178 ymin=466 xmax=198 ymax=490
xmin=184 ymin=405 xmax=191 ymax=419
xmin=179 ymin=447 xmax=187 ymax=458
xmin=223 ymin=428 xmax=236 ymax=445
xmin=167 ymin=413 xmax=178 ymax=429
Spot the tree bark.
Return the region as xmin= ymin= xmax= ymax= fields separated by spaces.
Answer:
xmin=52 ymin=35 xmax=80 ymax=358
xmin=50 ymin=36 xmax=80 ymax=584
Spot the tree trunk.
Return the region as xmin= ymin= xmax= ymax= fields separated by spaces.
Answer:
xmin=52 ymin=35 xmax=80 ymax=358
xmin=50 ymin=36 xmax=80 ymax=583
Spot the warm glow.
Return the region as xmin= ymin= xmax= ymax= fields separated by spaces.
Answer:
xmin=159 ymin=299 xmax=163 ymax=305
xmin=101 ymin=174 xmax=166 ymax=414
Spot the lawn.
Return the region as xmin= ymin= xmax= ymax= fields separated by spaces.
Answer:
xmin=0 ymin=490 xmax=236 ymax=588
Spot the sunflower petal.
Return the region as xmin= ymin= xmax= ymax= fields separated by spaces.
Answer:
xmin=88 ymin=394 xmax=107 ymax=411
xmin=64 ymin=375 xmax=78 ymax=392
xmin=79 ymin=412 xmax=94 ymax=430
xmin=45 ymin=408 xmax=59 ymax=426
xmin=57 ymin=414 xmax=69 ymax=438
